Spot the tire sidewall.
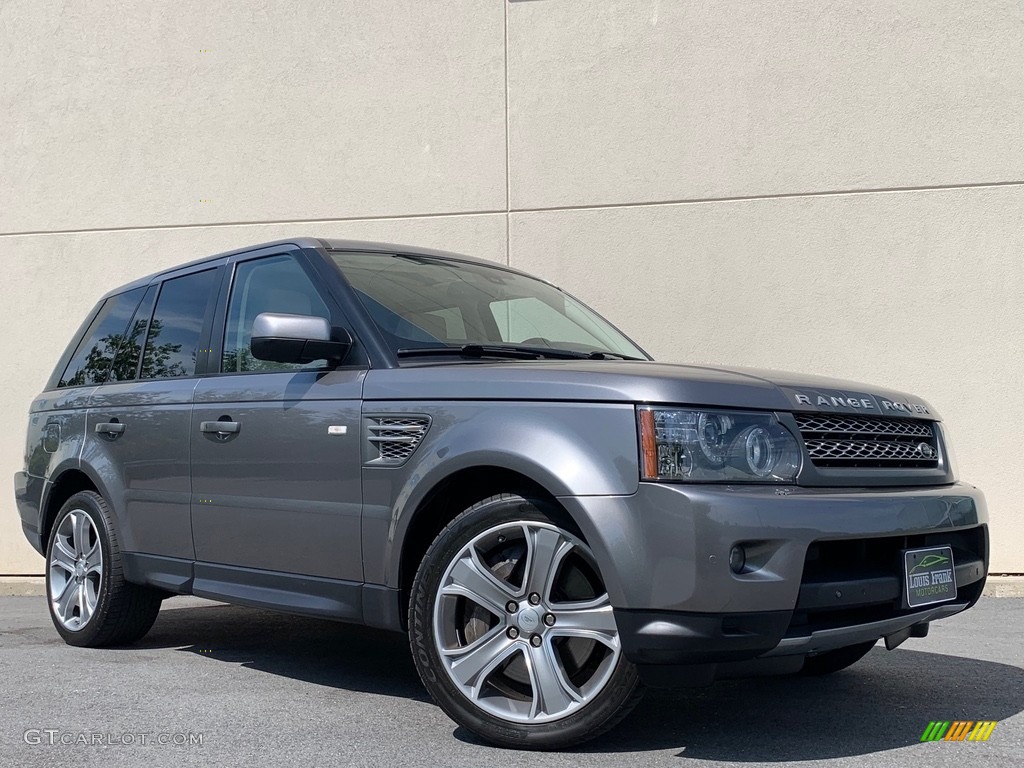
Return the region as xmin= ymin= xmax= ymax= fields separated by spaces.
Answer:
xmin=409 ymin=494 xmax=640 ymax=749
xmin=45 ymin=491 xmax=116 ymax=646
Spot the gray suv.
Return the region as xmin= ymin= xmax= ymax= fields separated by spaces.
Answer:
xmin=15 ymin=238 xmax=988 ymax=749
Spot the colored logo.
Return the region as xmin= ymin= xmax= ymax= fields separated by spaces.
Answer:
xmin=909 ymin=554 xmax=950 ymax=574
xmin=920 ymin=721 xmax=997 ymax=742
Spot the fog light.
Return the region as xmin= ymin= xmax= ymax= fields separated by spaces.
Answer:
xmin=729 ymin=546 xmax=746 ymax=574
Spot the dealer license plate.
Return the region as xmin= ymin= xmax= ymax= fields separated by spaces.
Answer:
xmin=903 ymin=546 xmax=957 ymax=608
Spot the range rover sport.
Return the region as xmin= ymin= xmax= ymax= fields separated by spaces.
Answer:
xmin=14 ymin=238 xmax=988 ymax=749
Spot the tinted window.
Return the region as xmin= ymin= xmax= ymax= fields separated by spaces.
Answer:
xmin=490 ymin=297 xmax=611 ymax=348
xmin=222 ymin=255 xmax=331 ymax=373
xmin=108 ymin=285 xmax=158 ymax=383
xmin=141 ymin=269 xmax=217 ymax=379
xmin=58 ymin=288 xmax=146 ymax=387
xmin=330 ymin=252 xmax=645 ymax=359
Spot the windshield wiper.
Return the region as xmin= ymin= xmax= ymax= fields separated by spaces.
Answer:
xmin=397 ymin=344 xmax=642 ymax=361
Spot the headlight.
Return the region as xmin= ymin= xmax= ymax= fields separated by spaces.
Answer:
xmin=935 ymin=422 xmax=959 ymax=481
xmin=638 ymin=407 xmax=801 ymax=483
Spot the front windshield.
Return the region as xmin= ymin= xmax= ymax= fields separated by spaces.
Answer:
xmin=330 ymin=252 xmax=647 ymax=360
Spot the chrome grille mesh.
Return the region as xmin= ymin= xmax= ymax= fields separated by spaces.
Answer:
xmin=795 ymin=415 xmax=932 ymax=438
xmin=366 ymin=416 xmax=430 ymax=466
xmin=794 ymin=413 xmax=939 ymax=469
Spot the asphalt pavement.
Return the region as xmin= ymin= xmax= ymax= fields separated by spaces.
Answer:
xmin=1 ymin=595 xmax=1021 ymax=768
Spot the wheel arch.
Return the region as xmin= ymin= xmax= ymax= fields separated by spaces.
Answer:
xmin=39 ymin=463 xmax=107 ymax=548
xmin=395 ymin=464 xmax=577 ymax=627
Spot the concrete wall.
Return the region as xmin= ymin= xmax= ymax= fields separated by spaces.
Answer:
xmin=2 ymin=0 xmax=1021 ymax=573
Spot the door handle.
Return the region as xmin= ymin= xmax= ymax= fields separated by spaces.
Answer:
xmin=94 ymin=422 xmax=126 ymax=436
xmin=200 ymin=420 xmax=241 ymax=435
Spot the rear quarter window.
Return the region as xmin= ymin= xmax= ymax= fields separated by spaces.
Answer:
xmin=57 ymin=288 xmax=146 ymax=388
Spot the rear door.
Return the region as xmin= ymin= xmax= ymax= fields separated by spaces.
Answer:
xmin=84 ymin=265 xmax=221 ymax=581
xmin=190 ymin=247 xmax=367 ymax=611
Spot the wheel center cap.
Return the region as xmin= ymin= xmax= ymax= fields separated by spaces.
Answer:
xmin=75 ymin=562 xmax=85 ymax=578
xmin=517 ymin=607 xmax=540 ymax=632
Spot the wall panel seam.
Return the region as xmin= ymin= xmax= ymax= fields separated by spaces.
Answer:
xmin=0 ymin=211 xmax=509 ymax=239
xmin=2 ymin=179 xmax=1022 ymax=239
xmin=503 ymin=0 xmax=512 ymax=267
xmin=510 ymin=180 xmax=1024 ymax=216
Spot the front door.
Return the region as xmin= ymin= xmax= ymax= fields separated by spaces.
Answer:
xmin=189 ymin=252 xmax=366 ymax=602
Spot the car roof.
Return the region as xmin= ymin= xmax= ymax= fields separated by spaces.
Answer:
xmin=99 ymin=237 xmax=533 ymax=301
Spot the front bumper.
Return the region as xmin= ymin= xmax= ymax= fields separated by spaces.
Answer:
xmin=559 ymin=481 xmax=988 ymax=669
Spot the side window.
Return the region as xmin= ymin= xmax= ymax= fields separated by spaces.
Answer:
xmin=140 ymin=269 xmax=217 ymax=380
xmin=222 ymin=255 xmax=331 ymax=373
xmin=108 ymin=285 xmax=158 ymax=383
xmin=58 ymin=288 xmax=146 ymax=387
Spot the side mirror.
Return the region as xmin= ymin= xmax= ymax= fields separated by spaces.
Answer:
xmin=250 ymin=313 xmax=352 ymax=365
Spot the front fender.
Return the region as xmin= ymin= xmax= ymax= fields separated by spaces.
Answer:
xmin=360 ymin=401 xmax=640 ymax=587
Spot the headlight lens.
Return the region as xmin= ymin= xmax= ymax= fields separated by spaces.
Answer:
xmin=935 ymin=422 xmax=958 ymax=481
xmin=638 ymin=407 xmax=801 ymax=483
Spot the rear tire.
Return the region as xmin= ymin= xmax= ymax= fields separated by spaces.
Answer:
xmin=799 ymin=641 xmax=876 ymax=676
xmin=45 ymin=491 xmax=163 ymax=647
xmin=409 ymin=494 xmax=643 ymax=749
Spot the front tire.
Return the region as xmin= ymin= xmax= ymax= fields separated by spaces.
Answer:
xmin=45 ymin=491 xmax=163 ymax=647
xmin=409 ymin=494 xmax=643 ymax=750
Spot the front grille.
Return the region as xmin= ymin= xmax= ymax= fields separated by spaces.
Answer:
xmin=366 ymin=416 xmax=430 ymax=466
xmin=794 ymin=413 xmax=939 ymax=469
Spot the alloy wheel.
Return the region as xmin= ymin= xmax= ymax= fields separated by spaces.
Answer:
xmin=433 ymin=521 xmax=620 ymax=724
xmin=48 ymin=509 xmax=103 ymax=630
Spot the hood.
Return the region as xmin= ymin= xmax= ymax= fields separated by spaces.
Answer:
xmin=363 ymin=360 xmax=940 ymax=420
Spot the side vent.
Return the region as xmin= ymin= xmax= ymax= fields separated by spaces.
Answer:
xmin=365 ymin=415 xmax=431 ymax=466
